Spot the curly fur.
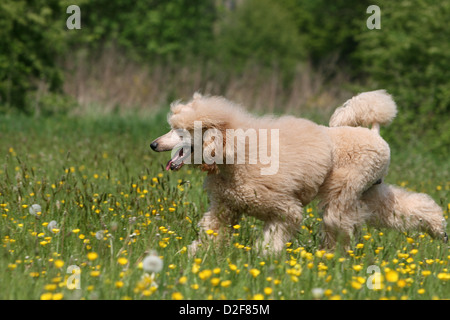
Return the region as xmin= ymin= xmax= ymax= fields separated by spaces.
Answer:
xmin=151 ymin=90 xmax=447 ymax=253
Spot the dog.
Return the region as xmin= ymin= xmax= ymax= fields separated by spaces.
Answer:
xmin=150 ymin=90 xmax=447 ymax=253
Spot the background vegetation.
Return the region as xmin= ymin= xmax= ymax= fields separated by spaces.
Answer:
xmin=0 ymin=0 xmax=448 ymax=300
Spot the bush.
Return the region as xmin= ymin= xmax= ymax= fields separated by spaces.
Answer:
xmin=79 ymin=0 xmax=216 ymax=62
xmin=355 ymin=0 xmax=450 ymax=150
xmin=0 ymin=0 xmax=69 ymax=111
xmin=215 ymin=0 xmax=305 ymax=77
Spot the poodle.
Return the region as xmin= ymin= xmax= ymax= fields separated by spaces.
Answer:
xmin=150 ymin=90 xmax=447 ymax=253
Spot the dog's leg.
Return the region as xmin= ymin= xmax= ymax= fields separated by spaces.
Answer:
xmin=363 ymin=184 xmax=447 ymax=240
xmin=319 ymin=170 xmax=378 ymax=250
xmin=257 ymin=205 xmax=303 ymax=254
xmin=188 ymin=207 xmax=241 ymax=255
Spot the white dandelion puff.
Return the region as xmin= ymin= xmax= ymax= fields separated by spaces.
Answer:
xmin=142 ymin=253 xmax=163 ymax=273
xmin=47 ymin=220 xmax=58 ymax=232
xmin=29 ymin=204 xmax=42 ymax=216
xmin=311 ymin=288 xmax=324 ymax=299
xmin=95 ymin=230 xmax=105 ymax=240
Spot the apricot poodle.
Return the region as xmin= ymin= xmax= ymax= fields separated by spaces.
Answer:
xmin=150 ymin=90 xmax=447 ymax=253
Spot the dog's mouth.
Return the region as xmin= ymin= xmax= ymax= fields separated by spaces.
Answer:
xmin=165 ymin=145 xmax=193 ymax=171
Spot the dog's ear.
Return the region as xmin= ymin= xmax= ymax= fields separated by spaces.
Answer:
xmin=200 ymin=127 xmax=227 ymax=174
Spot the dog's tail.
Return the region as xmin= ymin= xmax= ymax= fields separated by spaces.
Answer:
xmin=329 ymin=90 xmax=397 ymax=133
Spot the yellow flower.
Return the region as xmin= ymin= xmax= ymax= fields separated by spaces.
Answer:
xmin=264 ymin=287 xmax=273 ymax=295
xmin=87 ymin=252 xmax=98 ymax=261
xmin=252 ymin=294 xmax=264 ymax=300
xmin=385 ymin=270 xmax=399 ymax=283
xmin=221 ymin=280 xmax=232 ymax=288
xmin=210 ymin=278 xmax=220 ymax=286
xmin=44 ymin=284 xmax=57 ymax=291
xmin=355 ymin=243 xmax=364 ymax=249
xmin=353 ymin=265 xmax=363 ymax=272
xmin=417 ymin=288 xmax=425 ymax=294
xmin=172 ymin=292 xmax=184 ymax=300
xmin=325 ymin=253 xmax=334 ymax=260
xmin=233 ymin=224 xmax=241 ymax=230
xmin=40 ymin=293 xmax=53 ymax=300
xmin=179 ymin=276 xmax=188 ymax=285
xmin=229 ymin=264 xmax=238 ymax=271
xmin=351 ymin=281 xmax=362 ymax=290
xmin=54 ymin=259 xmax=64 ymax=269
xmin=115 ymin=281 xmax=124 ymax=288
xmin=249 ymin=268 xmax=260 ymax=278
xmin=52 ymin=293 xmax=64 ymax=300
xmin=117 ymin=257 xmax=128 ymax=265
xmin=437 ymin=273 xmax=450 ymax=281
xmin=90 ymin=270 xmax=101 ymax=277
xmin=397 ymin=279 xmax=407 ymax=288
xmin=199 ymin=269 xmax=213 ymax=280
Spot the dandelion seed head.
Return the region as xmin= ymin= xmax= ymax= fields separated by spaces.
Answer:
xmin=142 ymin=253 xmax=163 ymax=273
xmin=47 ymin=220 xmax=58 ymax=232
xmin=29 ymin=204 xmax=42 ymax=216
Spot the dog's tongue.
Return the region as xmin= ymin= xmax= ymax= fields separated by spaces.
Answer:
xmin=166 ymin=149 xmax=182 ymax=171
xmin=165 ymin=159 xmax=173 ymax=171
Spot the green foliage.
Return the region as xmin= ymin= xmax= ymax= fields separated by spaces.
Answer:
xmin=281 ymin=0 xmax=370 ymax=65
xmin=0 ymin=0 xmax=70 ymax=111
xmin=79 ymin=0 xmax=216 ymax=62
xmin=215 ymin=0 xmax=304 ymax=76
xmin=0 ymin=114 xmax=448 ymax=300
xmin=355 ymin=0 xmax=450 ymax=149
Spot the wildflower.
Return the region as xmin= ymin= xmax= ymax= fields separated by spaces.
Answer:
xmin=47 ymin=221 xmax=58 ymax=232
xmin=417 ymin=288 xmax=426 ymax=294
xmin=29 ymin=204 xmax=42 ymax=216
xmin=172 ymin=292 xmax=184 ymax=300
xmin=311 ymin=288 xmax=324 ymax=299
xmin=353 ymin=265 xmax=363 ymax=272
xmin=221 ymin=280 xmax=232 ymax=288
xmin=95 ymin=230 xmax=105 ymax=240
xmin=351 ymin=281 xmax=362 ymax=290
xmin=264 ymin=287 xmax=273 ymax=295
xmin=397 ymin=279 xmax=407 ymax=288
xmin=54 ymin=260 xmax=64 ymax=269
xmin=249 ymin=268 xmax=260 ymax=278
xmin=210 ymin=278 xmax=221 ymax=286
xmin=40 ymin=293 xmax=53 ymax=300
xmin=179 ymin=276 xmax=188 ymax=285
xmin=385 ymin=270 xmax=399 ymax=283
xmin=87 ymin=252 xmax=98 ymax=261
xmin=52 ymin=293 xmax=64 ymax=300
xmin=325 ymin=253 xmax=334 ymax=260
xmin=199 ymin=269 xmax=213 ymax=280
xmin=90 ymin=270 xmax=101 ymax=277
xmin=252 ymin=294 xmax=264 ymax=300
xmin=142 ymin=253 xmax=163 ymax=273
xmin=437 ymin=273 xmax=450 ymax=281
xmin=355 ymin=243 xmax=364 ymax=249
xmin=115 ymin=281 xmax=124 ymax=288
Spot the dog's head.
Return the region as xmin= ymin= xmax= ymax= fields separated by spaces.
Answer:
xmin=150 ymin=93 xmax=234 ymax=174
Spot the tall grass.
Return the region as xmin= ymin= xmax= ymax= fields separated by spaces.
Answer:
xmin=0 ymin=114 xmax=448 ymax=300
xmin=62 ymin=47 xmax=352 ymax=118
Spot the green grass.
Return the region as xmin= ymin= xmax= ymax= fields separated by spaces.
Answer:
xmin=0 ymin=112 xmax=448 ymax=300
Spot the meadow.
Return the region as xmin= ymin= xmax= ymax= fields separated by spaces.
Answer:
xmin=0 ymin=111 xmax=448 ymax=300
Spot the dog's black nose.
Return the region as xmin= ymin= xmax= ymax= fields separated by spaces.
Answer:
xmin=150 ymin=141 xmax=158 ymax=151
